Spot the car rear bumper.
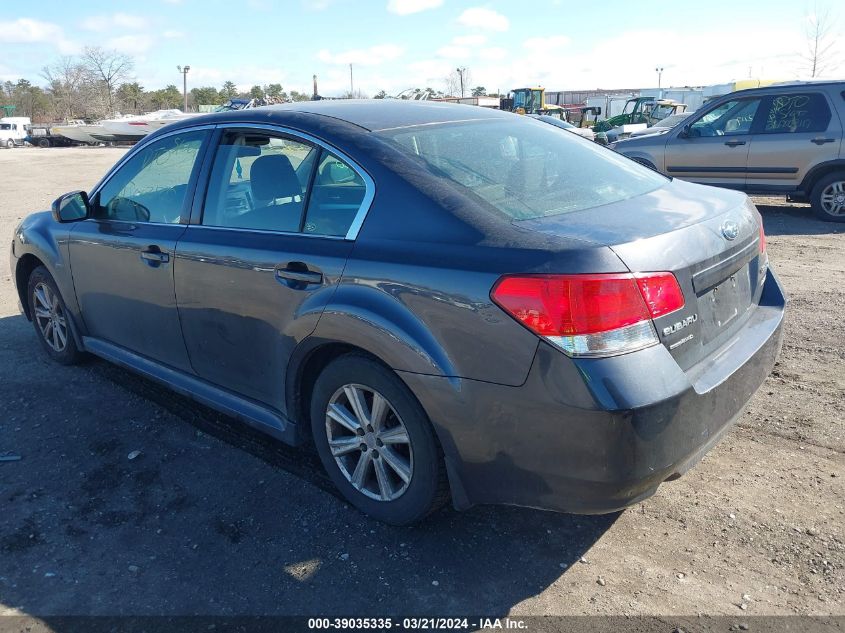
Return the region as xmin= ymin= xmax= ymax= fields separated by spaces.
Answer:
xmin=399 ymin=270 xmax=786 ymax=514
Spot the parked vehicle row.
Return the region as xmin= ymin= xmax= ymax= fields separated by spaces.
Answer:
xmin=11 ymin=100 xmax=785 ymax=524
xmin=612 ymin=81 xmax=845 ymax=222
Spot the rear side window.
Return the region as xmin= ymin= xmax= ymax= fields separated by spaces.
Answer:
xmin=303 ymin=151 xmax=367 ymax=237
xmin=202 ymin=132 xmax=318 ymax=232
xmin=202 ymin=129 xmax=368 ymax=238
xmin=758 ymin=93 xmax=831 ymax=134
xmin=379 ymin=118 xmax=666 ymax=220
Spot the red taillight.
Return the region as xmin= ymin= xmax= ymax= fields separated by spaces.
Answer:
xmin=491 ymin=272 xmax=684 ymax=357
xmin=634 ymin=272 xmax=686 ymax=318
xmin=759 ymin=222 xmax=767 ymax=253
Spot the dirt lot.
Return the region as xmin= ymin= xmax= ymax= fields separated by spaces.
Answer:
xmin=0 ymin=147 xmax=843 ymax=619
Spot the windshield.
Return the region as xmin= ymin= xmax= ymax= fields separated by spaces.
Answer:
xmin=513 ymin=90 xmax=543 ymax=112
xmin=622 ymin=99 xmax=638 ymax=115
xmin=378 ymin=118 xmax=667 ymax=220
xmin=0 ymin=124 xmax=10 ymax=130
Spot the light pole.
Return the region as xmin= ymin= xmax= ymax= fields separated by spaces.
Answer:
xmin=349 ymin=63 xmax=354 ymax=97
xmin=655 ymin=66 xmax=664 ymax=89
xmin=456 ymin=67 xmax=466 ymax=98
xmin=177 ymin=65 xmax=191 ymax=111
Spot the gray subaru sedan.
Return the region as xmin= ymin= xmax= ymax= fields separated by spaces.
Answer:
xmin=10 ymin=101 xmax=785 ymax=525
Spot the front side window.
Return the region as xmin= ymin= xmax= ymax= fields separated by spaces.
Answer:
xmin=95 ymin=130 xmax=207 ymax=223
xmin=379 ymin=118 xmax=666 ymax=220
xmin=689 ymin=99 xmax=760 ymax=137
xmin=759 ymin=93 xmax=831 ymax=134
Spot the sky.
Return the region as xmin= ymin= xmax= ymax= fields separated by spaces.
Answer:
xmin=0 ymin=0 xmax=842 ymax=98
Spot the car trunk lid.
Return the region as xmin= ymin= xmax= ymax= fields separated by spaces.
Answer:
xmin=519 ymin=179 xmax=767 ymax=370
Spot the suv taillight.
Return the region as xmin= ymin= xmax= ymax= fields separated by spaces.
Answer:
xmin=491 ymin=273 xmax=684 ymax=357
xmin=759 ymin=221 xmax=767 ymax=253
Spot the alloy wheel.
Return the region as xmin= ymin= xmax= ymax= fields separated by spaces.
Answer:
xmin=325 ymin=384 xmax=413 ymax=502
xmin=820 ymin=180 xmax=845 ymax=217
xmin=33 ymin=282 xmax=68 ymax=352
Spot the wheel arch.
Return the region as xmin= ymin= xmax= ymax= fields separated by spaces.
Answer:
xmin=286 ymin=334 xmax=447 ymax=433
xmin=619 ymin=150 xmax=661 ymax=173
xmin=800 ymin=159 xmax=845 ymax=195
xmin=15 ymin=253 xmax=46 ymax=320
xmin=286 ymin=337 xmax=464 ymax=509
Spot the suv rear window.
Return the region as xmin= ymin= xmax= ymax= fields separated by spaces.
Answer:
xmin=759 ymin=93 xmax=831 ymax=134
xmin=378 ymin=119 xmax=666 ymax=220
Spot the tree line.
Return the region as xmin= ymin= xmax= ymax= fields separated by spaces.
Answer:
xmin=1 ymin=47 xmax=311 ymax=123
xmin=1 ymin=47 xmax=500 ymax=123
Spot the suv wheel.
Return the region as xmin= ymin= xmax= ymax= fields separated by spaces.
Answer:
xmin=310 ymin=354 xmax=448 ymax=525
xmin=811 ymin=172 xmax=845 ymax=222
xmin=27 ymin=266 xmax=83 ymax=365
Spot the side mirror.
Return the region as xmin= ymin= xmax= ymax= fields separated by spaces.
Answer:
xmin=51 ymin=191 xmax=90 ymax=223
xmin=678 ymin=124 xmax=691 ymax=139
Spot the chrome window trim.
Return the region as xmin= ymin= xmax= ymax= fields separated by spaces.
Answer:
xmin=87 ymin=124 xmax=216 ymax=227
xmin=184 ymin=223 xmax=345 ymax=241
xmin=212 ymin=122 xmax=376 ymax=241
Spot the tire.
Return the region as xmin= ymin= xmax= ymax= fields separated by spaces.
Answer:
xmin=26 ymin=266 xmax=84 ymax=365
xmin=38 ymin=139 xmax=50 ymax=148
xmin=5 ymin=139 xmax=13 ymax=149
xmin=310 ymin=354 xmax=448 ymax=525
xmin=810 ymin=171 xmax=845 ymax=222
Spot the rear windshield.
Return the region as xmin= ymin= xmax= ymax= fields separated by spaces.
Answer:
xmin=378 ymin=118 xmax=666 ymax=220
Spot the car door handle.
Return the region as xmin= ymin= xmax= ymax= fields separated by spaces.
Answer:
xmin=275 ymin=267 xmax=323 ymax=285
xmin=811 ymin=137 xmax=835 ymax=145
xmin=724 ymin=140 xmax=746 ymax=147
xmin=140 ymin=248 xmax=169 ymax=264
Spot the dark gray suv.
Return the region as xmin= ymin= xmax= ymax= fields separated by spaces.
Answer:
xmin=612 ymin=81 xmax=845 ymax=221
xmin=10 ymin=101 xmax=786 ymax=524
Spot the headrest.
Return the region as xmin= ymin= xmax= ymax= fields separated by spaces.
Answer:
xmin=250 ymin=154 xmax=301 ymax=201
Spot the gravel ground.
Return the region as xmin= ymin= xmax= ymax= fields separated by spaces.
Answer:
xmin=0 ymin=147 xmax=843 ymax=618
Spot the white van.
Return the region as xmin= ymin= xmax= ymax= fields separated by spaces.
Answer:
xmin=0 ymin=117 xmax=32 ymax=148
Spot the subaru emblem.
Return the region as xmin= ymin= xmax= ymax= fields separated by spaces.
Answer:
xmin=721 ymin=220 xmax=739 ymax=241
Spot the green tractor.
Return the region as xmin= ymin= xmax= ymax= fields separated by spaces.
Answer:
xmin=592 ymin=96 xmax=686 ymax=133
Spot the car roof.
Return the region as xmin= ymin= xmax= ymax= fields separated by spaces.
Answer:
xmin=184 ymin=99 xmax=516 ymax=133
xmin=731 ymin=80 xmax=845 ymax=95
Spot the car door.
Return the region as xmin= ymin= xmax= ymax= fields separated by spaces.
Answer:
xmin=68 ymin=128 xmax=211 ymax=372
xmin=745 ymin=91 xmax=842 ymax=192
xmin=663 ymin=97 xmax=762 ymax=188
xmin=174 ymin=126 xmax=370 ymax=412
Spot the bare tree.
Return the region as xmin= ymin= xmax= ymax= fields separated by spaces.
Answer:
xmin=42 ymin=56 xmax=89 ymax=120
xmin=444 ymin=68 xmax=472 ymax=98
xmin=444 ymin=71 xmax=459 ymax=97
xmin=803 ymin=5 xmax=838 ymax=77
xmin=82 ymin=47 xmax=135 ymax=115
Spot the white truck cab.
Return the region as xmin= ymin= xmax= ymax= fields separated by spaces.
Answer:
xmin=0 ymin=117 xmax=32 ymax=148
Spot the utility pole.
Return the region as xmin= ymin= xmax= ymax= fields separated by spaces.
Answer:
xmin=655 ymin=66 xmax=664 ymax=89
xmin=349 ymin=64 xmax=354 ymax=97
xmin=177 ymin=65 xmax=191 ymax=111
xmin=456 ymin=67 xmax=466 ymax=98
